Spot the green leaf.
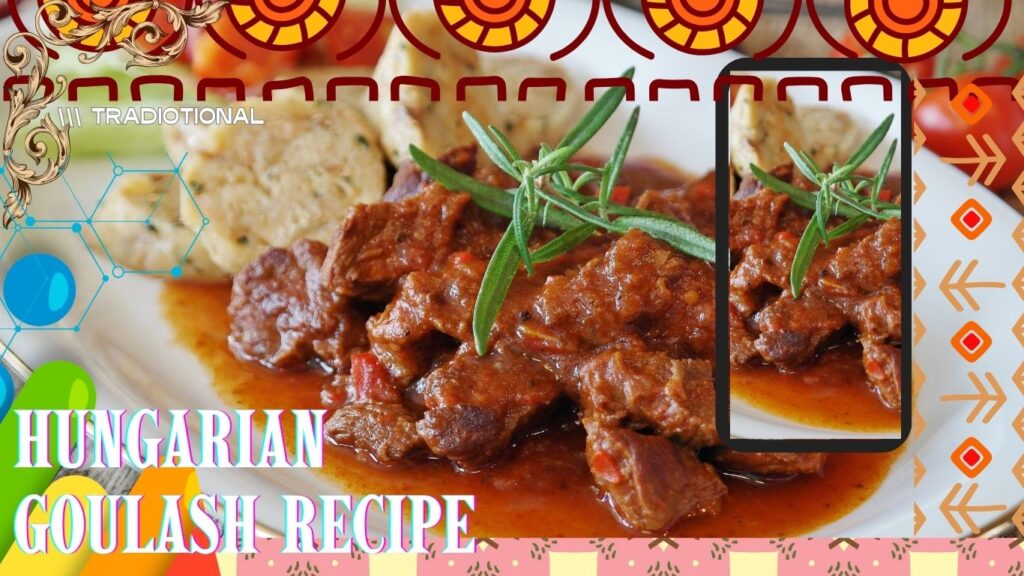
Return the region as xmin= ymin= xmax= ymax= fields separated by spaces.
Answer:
xmin=785 ymin=142 xmax=820 ymax=184
xmin=871 ymin=139 xmax=898 ymax=208
xmin=614 ymin=215 xmax=716 ymax=262
xmin=750 ymin=163 xmax=859 ymax=219
xmin=488 ymin=124 xmax=522 ymax=162
xmin=556 ymin=68 xmax=635 ymax=157
xmin=599 ymin=106 xmax=640 ymax=215
xmin=531 ymin=224 xmax=598 ymax=263
xmin=790 ymin=221 xmax=822 ymax=298
xmin=473 ymin=227 xmax=521 ymax=355
xmin=845 ymin=113 xmax=894 ymax=173
xmin=463 ymin=111 xmax=518 ymax=178
xmin=827 ymin=214 xmax=869 ymax=240
xmin=512 ymin=182 xmax=537 ymax=275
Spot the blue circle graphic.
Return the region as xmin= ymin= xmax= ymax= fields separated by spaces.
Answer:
xmin=3 ymin=253 xmax=77 ymax=326
xmin=0 ymin=365 xmax=11 ymax=420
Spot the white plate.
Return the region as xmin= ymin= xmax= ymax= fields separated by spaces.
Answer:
xmin=6 ymin=0 xmax=1020 ymax=537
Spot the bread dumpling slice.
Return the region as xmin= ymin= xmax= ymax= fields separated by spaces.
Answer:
xmin=177 ymin=99 xmax=387 ymax=273
xmin=90 ymin=173 xmax=226 ymax=279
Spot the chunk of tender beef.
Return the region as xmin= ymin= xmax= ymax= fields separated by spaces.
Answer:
xmin=750 ymin=292 xmax=848 ymax=367
xmin=571 ymin=341 xmax=717 ymax=447
xmin=634 ymin=172 xmax=716 ymax=236
xmin=729 ymin=189 xmax=803 ymax=252
xmin=706 ymin=448 xmax=827 ymax=476
xmin=325 ymin=403 xmax=424 ymax=462
xmin=863 ymin=340 xmax=902 ymax=410
xmin=321 ymin=188 xmax=471 ymax=300
xmin=528 ymin=230 xmax=715 ymax=358
xmin=584 ymin=421 xmax=726 ymax=532
xmin=416 ymin=347 xmax=561 ymax=467
xmin=367 ymin=253 xmax=485 ymax=383
xmin=728 ymin=234 xmax=798 ymax=318
xmin=229 ymin=239 xmax=344 ymax=368
xmin=816 ymin=219 xmax=901 ymax=305
xmin=852 ymin=285 xmax=902 ymax=342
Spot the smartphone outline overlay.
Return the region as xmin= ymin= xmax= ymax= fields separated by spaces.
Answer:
xmin=714 ymin=57 xmax=912 ymax=453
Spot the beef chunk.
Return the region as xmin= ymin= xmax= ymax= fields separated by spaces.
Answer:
xmin=321 ymin=188 xmax=471 ymax=300
xmin=229 ymin=239 xmax=340 ymax=368
xmin=416 ymin=347 xmax=561 ymax=467
xmin=707 ymin=448 xmax=827 ymax=476
xmin=572 ymin=341 xmax=717 ymax=447
xmin=634 ymin=172 xmax=716 ymax=236
xmin=528 ymin=230 xmax=715 ymax=358
xmin=852 ymin=285 xmax=902 ymax=342
xmin=749 ymin=292 xmax=848 ymax=367
xmin=584 ymin=421 xmax=725 ymax=532
xmin=367 ymin=254 xmax=485 ymax=384
xmin=325 ymin=403 xmax=424 ymax=462
xmin=863 ymin=340 xmax=901 ymax=410
xmin=816 ymin=219 xmax=901 ymax=304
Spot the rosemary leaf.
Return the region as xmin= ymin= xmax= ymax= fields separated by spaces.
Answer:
xmin=488 ymin=124 xmax=522 ymax=162
xmin=513 ymin=182 xmax=537 ymax=275
xmin=599 ymin=106 xmax=640 ymax=215
xmin=749 ymin=164 xmax=859 ymax=219
xmin=556 ymin=68 xmax=635 ymax=157
xmin=614 ymin=215 xmax=716 ymax=262
xmin=785 ymin=142 xmax=820 ymax=183
xmin=871 ymin=139 xmax=897 ymax=208
xmin=464 ymin=111 xmax=518 ymax=178
xmin=531 ymin=224 xmax=598 ymax=263
xmin=790 ymin=221 xmax=822 ymax=298
xmin=844 ymin=113 xmax=894 ymax=173
xmin=473 ymin=227 xmax=521 ymax=355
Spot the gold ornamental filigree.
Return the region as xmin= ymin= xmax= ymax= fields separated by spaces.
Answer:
xmin=42 ymin=0 xmax=229 ymax=68
xmin=3 ymin=26 xmax=69 ymax=227
xmin=2 ymin=1 xmax=229 ymax=227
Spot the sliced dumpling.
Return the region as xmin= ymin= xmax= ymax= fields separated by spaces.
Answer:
xmin=177 ymin=99 xmax=386 ymax=273
xmin=90 ymin=173 xmax=225 ymax=279
xmin=367 ymin=10 xmax=487 ymax=164
xmin=729 ymin=78 xmax=802 ymax=178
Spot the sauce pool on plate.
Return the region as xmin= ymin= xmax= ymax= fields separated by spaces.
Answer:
xmin=163 ymin=281 xmax=900 ymax=537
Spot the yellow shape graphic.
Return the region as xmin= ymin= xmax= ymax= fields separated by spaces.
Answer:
xmin=846 ymin=0 xmax=964 ymax=60
xmin=435 ymin=0 xmax=554 ymax=51
xmin=369 ymin=552 xmax=418 ymax=575
xmin=910 ymin=552 xmax=958 ymax=576
xmin=80 ymin=468 xmax=200 ymax=576
xmin=730 ymin=551 xmax=778 ymax=576
xmin=550 ymin=552 xmax=598 ymax=576
xmin=0 ymin=476 xmax=106 ymax=576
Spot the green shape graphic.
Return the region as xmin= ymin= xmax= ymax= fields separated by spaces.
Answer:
xmin=0 ymin=361 xmax=96 ymax=557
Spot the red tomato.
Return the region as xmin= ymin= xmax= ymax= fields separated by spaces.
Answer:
xmin=914 ymin=72 xmax=1024 ymax=192
xmin=350 ymin=352 xmax=400 ymax=404
xmin=190 ymin=18 xmax=299 ymax=87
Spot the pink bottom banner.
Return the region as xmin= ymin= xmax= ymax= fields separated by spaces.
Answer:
xmin=233 ymin=538 xmax=1024 ymax=575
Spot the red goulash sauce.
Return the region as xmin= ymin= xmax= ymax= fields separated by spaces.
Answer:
xmin=732 ymin=344 xmax=901 ymax=433
xmin=163 ymin=282 xmax=900 ymax=537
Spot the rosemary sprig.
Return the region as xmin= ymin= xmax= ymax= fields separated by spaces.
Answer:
xmin=411 ymin=68 xmax=716 ymax=355
xmin=751 ymin=113 xmax=900 ymax=298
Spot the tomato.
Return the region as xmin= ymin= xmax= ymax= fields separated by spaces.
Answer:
xmin=190 ymin=18 xmax=299 ymax=87
xmin=304 ymin=11 xmax=394 ymax=68
xmin=914 ymin=72 xmax=1024 ymax=192
xmin=350 ymin=352 xmax=400 ymax=404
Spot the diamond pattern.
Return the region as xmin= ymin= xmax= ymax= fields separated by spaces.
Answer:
xmin=951 ymin=322 xmax=991 ymax=362
xmin=951 ymin=199 xmax=991 ymax=240
xmin=950 ymin=437 xmax=991 ymax=478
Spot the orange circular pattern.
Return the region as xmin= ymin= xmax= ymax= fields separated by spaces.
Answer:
xmin=845 ymin=0 xmax=965 ymax=61
xmin=435 ymin=0 xmax=555 ymax=52
xmin=642 ymin=0 xmax=762 ymax=54
xmin=39 ymin=0 xmax=162 ymax=52
xmin=227 ymin=0 xmax=344 ymax=50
